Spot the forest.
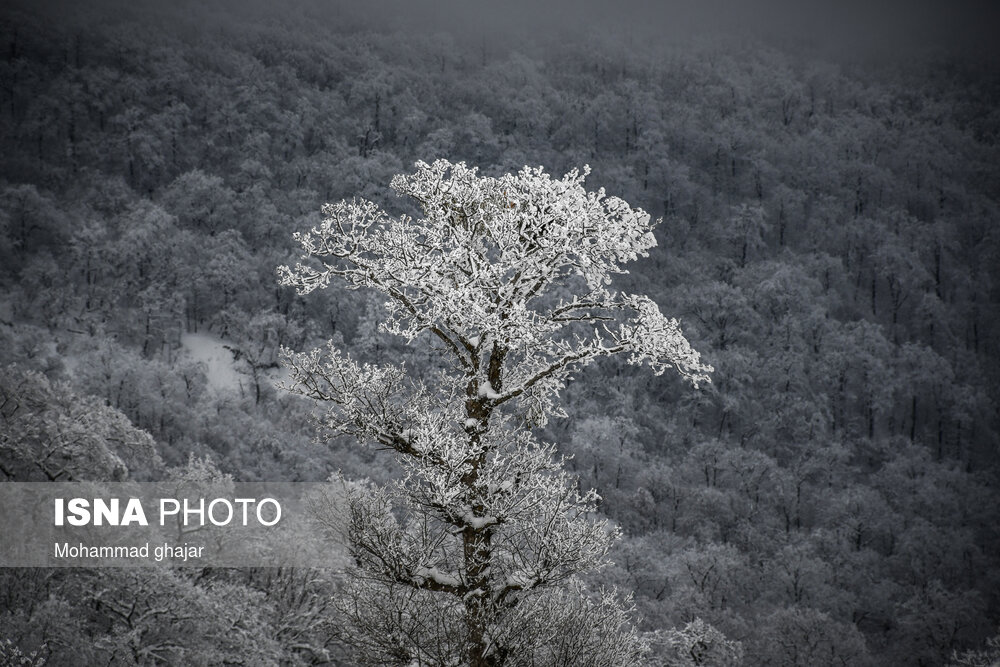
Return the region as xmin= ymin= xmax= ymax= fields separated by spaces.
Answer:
xmin=0 ymin=0 xmax=998 ymax=664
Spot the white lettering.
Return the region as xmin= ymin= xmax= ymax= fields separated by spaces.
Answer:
xmin=257 ymin=498 xmax=281 ymax=526
xmin=183 ymin=499 xmax=205 ymax=526
xmin=92 ymin=499 xmax=117 ymax=526
xmin=67 ymin=498 xmax=90 ymax=526
xmin=120 ymin=498 xmax=148 ymax=526
xmin=159 ymin=498 xmax=179 ymax=525
xmin=208 ymin=498 xmax=233 ymax=526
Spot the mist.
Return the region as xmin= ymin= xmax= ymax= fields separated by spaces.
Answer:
xmin=14 ymin=0 xmax=1000 ymax=64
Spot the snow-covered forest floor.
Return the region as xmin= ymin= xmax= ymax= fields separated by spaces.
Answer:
xmin=1 ymin=0 xmax=998 ymax=664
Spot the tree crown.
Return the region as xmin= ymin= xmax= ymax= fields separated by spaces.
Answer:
xmin=279 ymin=159 xmax=711 ymax=427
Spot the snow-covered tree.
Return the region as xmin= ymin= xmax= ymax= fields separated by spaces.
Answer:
xmin=654 ymin=618 xmax=744 ymax=666
xmin=278 ymin=159 xmax=712 ymax=665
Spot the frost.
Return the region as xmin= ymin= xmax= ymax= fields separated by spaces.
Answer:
xmin=279 ymin=159 xmax=711 ymax=398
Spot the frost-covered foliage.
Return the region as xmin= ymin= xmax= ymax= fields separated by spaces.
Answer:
xmin=280 ymin=160 xmax=709 ymax=665
xmin=948 ymin=627 xmax=1000 ymax=667
xmin=279 ymin=161 xmax=710 ymax=422
xmin=652 ymin=618 xmax=744 ymax=666
xmin=0 ymin=365 xmax=162 ymax=481
xmin=0 ymin=638 xmax=46 ymax=667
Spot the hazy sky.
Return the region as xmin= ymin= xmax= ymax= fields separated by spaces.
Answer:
xmin=15 ymin=0 xmax=1000 ymax=64
xmin=347 ymin=0 xmax=1000 ymax=62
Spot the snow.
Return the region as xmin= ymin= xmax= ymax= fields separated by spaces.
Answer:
xmin=464 ymin=418 xmax=479 ymax=429
xmin=178 ymin=332 xmax=290 ymax=394
xmin=457 ymin=508 xmax=497 ymax=529
xmin=467 ymin=515 xmax=497 ymax=529
xmin=180 ymin=333 xmax=243 ymax=393
xmin=477 ymin=380 xmax=502 ymax=400
xmin=413 ymin=566 xmax=461 ymax=588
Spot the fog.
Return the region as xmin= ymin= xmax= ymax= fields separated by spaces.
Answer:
xmin=16 ymin=0 xmax=1000 ymax=64
xmin=311 ymin=0 xmax=1000 ymax=62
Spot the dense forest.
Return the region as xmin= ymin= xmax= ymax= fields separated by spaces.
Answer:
xmin=1 ymin=0 xmax=998 ymax=664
